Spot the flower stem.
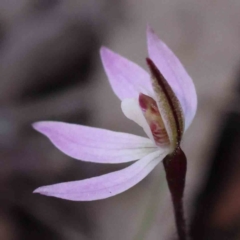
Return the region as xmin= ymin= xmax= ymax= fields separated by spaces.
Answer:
xmin=163 ymin=147 xmax=187 ymax=240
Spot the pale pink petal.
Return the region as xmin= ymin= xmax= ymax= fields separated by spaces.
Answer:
xmin=100 ymin=47 xmax=153 ymax=100
xmin=121 ymin=98 xmax=154 ymax=142
xmin=33 ymin=121 xmax=157 ymax=163
xmin=33 ymin=150 xmax=167 ymax=201
xmin=147 ymin=27 xmax=197 ymax=130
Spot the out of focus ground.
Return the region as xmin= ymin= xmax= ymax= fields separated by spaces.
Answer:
xmin=1 ymin=1 xmax=240 ymax=240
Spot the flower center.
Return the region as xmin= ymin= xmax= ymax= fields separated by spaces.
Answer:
xmin=146 ymin=58 xmax=185 ymax=150
xmin=139 ymin=93 xmax=170 ymax=147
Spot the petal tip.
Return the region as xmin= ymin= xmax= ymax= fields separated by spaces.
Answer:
xmin=33 ymin=187 xmax=50 ymax=196
xmin=100 ymin=47 xmax=118 ymax=68
xmin=146 ymin=26 xmax=165 ymax=48
xmin=147 ymin=25 xmax=157 ymax=39
xmin=32 ymin=121 xmax=42 ymax=131
xmin=33 ymin=187 xmax=42 ymax=194
xmin=32 ymin=121 xmax=46 ymax=133
xmin=100 ymin=46 xmax=107 ymax=54
xmin=146 ymin=25 xmax=154 ymax=35
xmin=32 ymin=121 xmax=56 ymax=137
xmin=145 ymin=58 xmax=158 ymax=77
xmin=145 ymin=57 xmax=152 ymax=66
xmin=100 ymin=46 xmax=113 ymax=59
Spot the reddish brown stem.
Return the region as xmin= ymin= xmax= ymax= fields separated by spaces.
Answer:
xmin=163 ymin=147 xmax=187 ymax=240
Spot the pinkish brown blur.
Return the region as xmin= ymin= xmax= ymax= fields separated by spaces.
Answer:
xmin=0 ymin=1 xmax=240 ymax=240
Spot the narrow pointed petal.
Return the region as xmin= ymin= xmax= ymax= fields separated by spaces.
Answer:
xmin=100 ymin=47 xmax=153 ymax=100
xmin=147 ymin=27 xmax=197 ymax=130
xmin=146 ymin=58 xmax=184 ymax=150
xmin=33 ymin=121 xmax=157 ymax=163
xmin=121 ymin=98 xmax=154 ymax=142
xmin=34 ymin=150 xmax=168 ymax=201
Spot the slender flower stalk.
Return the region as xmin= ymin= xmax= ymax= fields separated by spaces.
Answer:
xmin=33 ymin=27 xmax=197 ymax=239
xmin=163 ymin=148 xmax=187 ymax=240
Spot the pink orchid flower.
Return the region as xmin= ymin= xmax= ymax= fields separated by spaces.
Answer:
xmin=33 ymin=27 xmax=197 ymax=201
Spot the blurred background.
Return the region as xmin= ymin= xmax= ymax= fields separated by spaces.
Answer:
xmin=1 ymin=0 xmax=240 ymax=239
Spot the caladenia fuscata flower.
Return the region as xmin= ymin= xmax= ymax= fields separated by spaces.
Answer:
xmin=33 ymin=27 xmax=197 ymax=239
